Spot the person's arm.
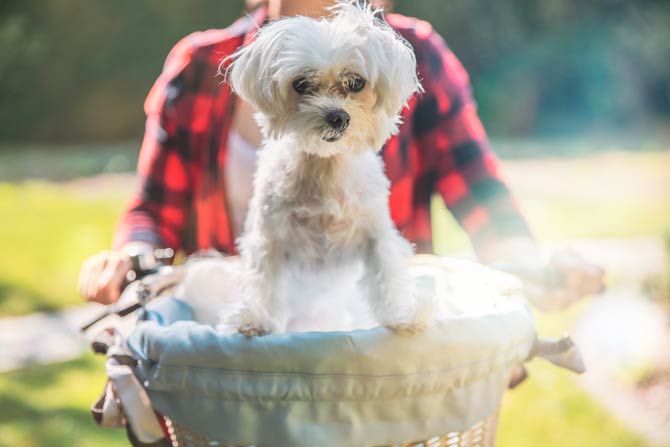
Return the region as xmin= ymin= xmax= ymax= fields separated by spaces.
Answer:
xmin=79 ymin=36 xmax=197 ymax=304
xmin=414 ymin=25 xmax=603 ymax=309
xmin=412 ymin=26 xmax=533 ymax=259
xmin=113 ymin=37 xmax=197 ymax=252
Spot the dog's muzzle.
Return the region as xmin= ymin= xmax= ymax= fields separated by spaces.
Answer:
xmin=323 ymin=109 xmax=350 ymax=142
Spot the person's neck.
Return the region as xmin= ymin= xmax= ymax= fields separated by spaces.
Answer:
xmin=268 ymin=0 xmax=338 ymax=19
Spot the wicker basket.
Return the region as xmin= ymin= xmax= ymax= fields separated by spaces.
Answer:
xmin=162 ymin=410 xmax=500 ymax=447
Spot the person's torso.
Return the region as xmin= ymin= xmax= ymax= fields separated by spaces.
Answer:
xmin=179 ymin=8 xmax=436 ymax=254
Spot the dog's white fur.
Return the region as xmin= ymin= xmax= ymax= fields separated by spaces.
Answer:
xmin=180 ymin=1 xmax=434 ymax=335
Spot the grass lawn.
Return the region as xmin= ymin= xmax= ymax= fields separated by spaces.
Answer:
xmin=0 ymin=179 xmax=130 ymax=316
xmin=0 ymin=147 xmax=668 ymax=446
xmin=497 ymin=361 xmax=647 ymax=446
xmin=0 ymin=354 xmax=127 ymax=447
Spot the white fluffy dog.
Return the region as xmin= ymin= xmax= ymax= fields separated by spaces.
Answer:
xmin=181 ymin=1 xmax=434 ymax=336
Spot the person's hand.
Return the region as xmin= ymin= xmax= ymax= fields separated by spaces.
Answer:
xmin=481 ymin=237 xmax=605 ymax=311
xmin=524 ymin=249 xmax=605 ymax=311
xmin=78 ymin=249 xmax=131 ymax=304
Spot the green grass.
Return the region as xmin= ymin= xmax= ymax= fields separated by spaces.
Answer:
xmin=497 ymin=300 xmax=657 ymax=446
xmin=503 ymin=151 xmax=670 ymax=241
xmin=0 ymin=354 xmax=127 ymax=447
xmin=497 ymin=361 xmax=649 ymax=447
xmin=0 ymin=181 xmax=127 ymax=316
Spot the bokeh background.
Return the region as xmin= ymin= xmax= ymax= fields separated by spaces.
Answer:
xmin=1 ymin=1 xmax=668 ymax=446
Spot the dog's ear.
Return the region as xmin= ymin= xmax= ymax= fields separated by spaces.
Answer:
xmin=225 ymin=20 xmax=290 ymax=118
xmin=368 ymin=23 xmax=423 ymax=121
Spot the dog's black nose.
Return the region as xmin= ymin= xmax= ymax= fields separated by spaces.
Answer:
xmin=325 ymin=109 xmax=350 ymax=131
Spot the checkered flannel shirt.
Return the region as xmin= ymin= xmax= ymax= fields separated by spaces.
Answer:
xmin=113 ymin=7 xmax=532 ymax=257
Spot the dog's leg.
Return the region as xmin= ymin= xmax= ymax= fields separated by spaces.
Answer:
xmin=218 ymin=242 xmax=286 ymax=337
xmin=361 ymin=230 xmax=435 ymax=335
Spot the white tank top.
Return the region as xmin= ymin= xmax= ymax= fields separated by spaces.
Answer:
xmin=224 ymin=130 xmax=258 ymax=236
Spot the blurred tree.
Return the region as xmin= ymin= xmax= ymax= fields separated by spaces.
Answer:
xmin=393 ymin=0 xmax=670 ymax=135
xmin=0 ymin=0 xmax=667 ymax=143
xmin=0 ymin=0 xmax=245 ymax=142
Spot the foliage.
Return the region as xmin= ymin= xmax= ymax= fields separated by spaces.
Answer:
xmin=0 ymin=0 xmax=245 ymax=142
xmin=393 ymin=0 xmax=670 ymax=136
xmin=0 ymin=0 xmax=668 ymax=142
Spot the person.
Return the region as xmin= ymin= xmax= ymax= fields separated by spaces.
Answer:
xmin=78 ymin=0 xmax=604 ymax=310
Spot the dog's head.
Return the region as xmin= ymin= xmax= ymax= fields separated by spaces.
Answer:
xmin=226 ymin=0 xmax=422 ymax=157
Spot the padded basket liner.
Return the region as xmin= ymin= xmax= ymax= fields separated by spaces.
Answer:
xmin=127 ymin=256 xmax=535 ymax=447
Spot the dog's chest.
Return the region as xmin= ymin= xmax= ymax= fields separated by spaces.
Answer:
xmin=259 ymin=149 xmax=387 ymax=262
xmin=279 ymin=259 xmax=376 ymax=332
xmin=275 ymin=189 xmax=368 ymax=258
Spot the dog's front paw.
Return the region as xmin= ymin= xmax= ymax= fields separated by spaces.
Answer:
xmin=219 ymin=316 xmax=276 ymax=337
xmin=218 ymin=299 xmax=279 ymax=337
xmin=386 ymin=321 xmax=429 ymax=336
xmin=385 ymin=292 xmax=437 ymax=336
xmin=237 ymin=324 xmax=271 ymax=337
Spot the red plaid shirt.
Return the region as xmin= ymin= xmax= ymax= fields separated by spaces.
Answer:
xmin=113 ymin=7 xmax=532 ymax=256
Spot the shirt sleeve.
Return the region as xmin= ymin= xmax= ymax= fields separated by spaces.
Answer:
xmin=112 ymin=37 xmax=196 ymax=251
xmin=411 ymin=25 xmax=534 ymax=257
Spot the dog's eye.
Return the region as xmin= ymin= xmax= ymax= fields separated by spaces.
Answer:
xmin=292 ymin=77 xmax=310 ymax=95
xmin=348 ymin=76 xmax=366 ymax=93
